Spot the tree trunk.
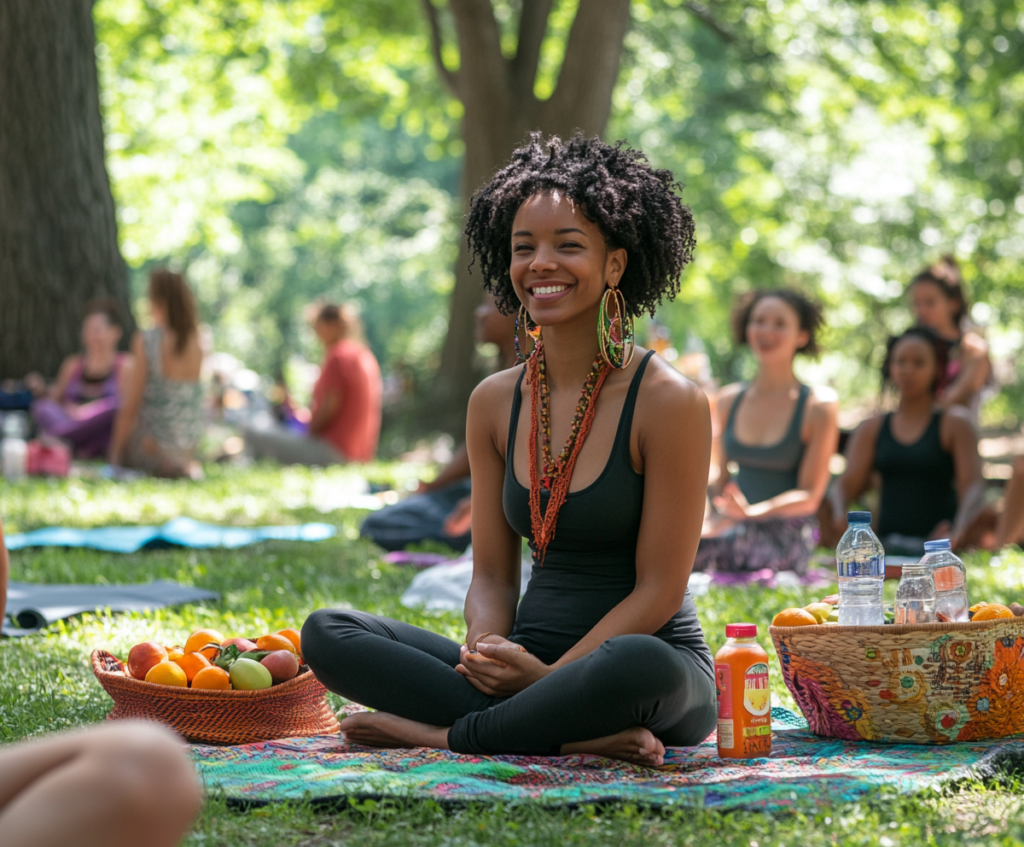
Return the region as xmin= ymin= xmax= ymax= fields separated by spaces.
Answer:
xmin=0 ymin=0 xmax=130 ymax=379
xmin=424 ymin=0 xmax=632 ymax=436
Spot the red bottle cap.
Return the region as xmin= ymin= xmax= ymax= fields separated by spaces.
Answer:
xmin=725 ymin=623 xmax=757 ymax=638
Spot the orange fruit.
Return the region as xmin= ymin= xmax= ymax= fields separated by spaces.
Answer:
xmin=972 ymin=603 xmax=1014 ymax=621
xmin=145 ymin=661 xmax=188 ymax=687
xmin=276 ymin=628 xmax=303 ymax=659
xmin=256 ymin=634 xmax=297 ymax=655
xmin=191 ymin=666 xmax=232 ymax=690
xmin=173 ymin=652 xmax=212 ymax=682
xmin=772 ymin=608 xmax=819 ymax=627
xmin=184 ymin=628 xmax=226 ymax=660
xmin=167 ymin=649 xmax=185 ymax=663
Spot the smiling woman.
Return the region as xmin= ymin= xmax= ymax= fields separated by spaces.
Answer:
xmin=697 ymin=288 xmax=839 ymax=575
xmin=302 ymin=133 xmax=718 ymax=767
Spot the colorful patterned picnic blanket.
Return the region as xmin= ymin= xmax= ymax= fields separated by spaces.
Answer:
xmin=190 ymin=708 xmax=1024 ymax=811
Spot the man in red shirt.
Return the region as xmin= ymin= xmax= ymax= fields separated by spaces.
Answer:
xmin=245 ymin=304 xmax=381 ymax=465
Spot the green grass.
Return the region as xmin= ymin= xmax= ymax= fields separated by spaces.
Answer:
xmin=2 ymin=465 xmax=1024 ymax=845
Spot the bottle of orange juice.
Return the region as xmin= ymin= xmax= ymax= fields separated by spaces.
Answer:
xmin=715 ymin=623 xmax=771 ymax=759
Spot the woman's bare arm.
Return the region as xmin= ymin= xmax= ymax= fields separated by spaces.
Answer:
xmin=709 ymin=383 xmax=740 ymax=495
xmin=549 ymin=364 xmax=711 ymax=671
xmin=829 ymin=416 xmax=882 ymax=524
xmin=943 ymin=408 xmax=986 ymax=545
xmin=940 ymin=333 xmax=991 ymax=410
xmin=47 ymin=357 xmax=79 ymax=404
xmin=108 ymin=334 xmax=147 ymax=465
xmin=463 ymin=371 xmax=523 ymax=648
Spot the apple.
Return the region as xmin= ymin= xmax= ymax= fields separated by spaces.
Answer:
xmin=127 ymin=641 xmax=168 ymax=680
xmin=229 ymin=657 xmax=273 ymax=691
xmin=261 ymin=650 xmax=300 ymax=683
xmin=222 ymin=637 xmax=258 ymax=653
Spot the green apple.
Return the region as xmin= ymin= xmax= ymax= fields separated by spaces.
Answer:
xmin=229 ymin=657 xmax=273 ymax=691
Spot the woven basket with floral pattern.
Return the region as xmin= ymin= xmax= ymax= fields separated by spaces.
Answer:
xmin=91 ymin=649 xmax=340 ymax=745
xmin=769 ymin=618 xmax=1024 ymax=744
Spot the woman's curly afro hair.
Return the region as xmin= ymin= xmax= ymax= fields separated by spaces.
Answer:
xmin=465 ymin=132 xmax=696 ymax=318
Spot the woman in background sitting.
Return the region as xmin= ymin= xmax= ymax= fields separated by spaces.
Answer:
xmin=696 ymin=289 xmax=838 ymax=574
xmin=828 ymin=326 xmax=985 ymax=554
xmin=907 ymin=256 xmax=991 ymax=419
xmin=28 ymin=299 xmax=133 ymax=458
xmin=108 ymin=270 xmax=204 ymax=478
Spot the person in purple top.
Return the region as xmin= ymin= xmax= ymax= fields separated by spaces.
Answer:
xmin=28 ymin=299 xmax=134 ymax=458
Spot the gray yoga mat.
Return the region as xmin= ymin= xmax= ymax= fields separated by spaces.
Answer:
xmin=2 ymin=580 xmax=219 ymax=637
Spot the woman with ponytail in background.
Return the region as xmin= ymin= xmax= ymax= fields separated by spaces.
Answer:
xmin=109 ymin=270 xmax=204 ymax=478
xmin=908 ymin=256 xmax=991 ymax=420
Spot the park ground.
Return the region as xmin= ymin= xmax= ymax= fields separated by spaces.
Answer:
xmin=2 ymin=465 xmax=1024 ymax=846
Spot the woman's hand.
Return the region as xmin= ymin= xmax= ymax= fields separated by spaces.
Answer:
xmin=714 ymin=482 xmax=751 ymax=520
xmin=456 ymin=641 xmax=551 ymax=697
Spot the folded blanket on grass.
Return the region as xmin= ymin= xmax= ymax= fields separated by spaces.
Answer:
xmin=191 ymin=708 xmax=1024 ymax=811
xmin=2 ymin=579 xmax=219 ymax=637
xmin=397 ymin=551 xmax=833 ymax=612
xmin=5 ymin=517 xmax=336 ymax=554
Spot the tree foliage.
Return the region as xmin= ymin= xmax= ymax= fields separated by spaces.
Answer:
xmin=92 ymin=0 xmax=1024 ymax=438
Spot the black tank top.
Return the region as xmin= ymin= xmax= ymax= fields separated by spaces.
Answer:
xmin=503 ymin=351 xmax=713 ymax=676
xmin=874 ymin=411 xmax=957 ymax=538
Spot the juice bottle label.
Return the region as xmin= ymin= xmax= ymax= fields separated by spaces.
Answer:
xmin=715 ymin=663 xmax=734 ymax=749
xmin=743 ymin=662 xmax=770 ymax=716
xmin=715 ymin=664 xmax=733 ymax=719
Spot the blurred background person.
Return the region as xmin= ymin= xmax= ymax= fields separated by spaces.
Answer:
xmin=696 ymin=289 xmax=838 ymax=574
xmin=907 ymin=256 xmax=991 ymax=419
xmin=245 ymin=303 xmax=381 ymax=465
xmin=827 ymin=326 xmax=985 ymax=555
xmin=27 ymin=299 xmax=133 ymax=458
xmin=108 ymin=269 xmax=204 ymax=478
xmin=360 ymin=296 xmax=516 ymax=551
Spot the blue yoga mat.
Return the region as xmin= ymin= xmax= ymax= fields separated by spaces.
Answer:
xmin=5 ymin=517 xmax=337 ymax=554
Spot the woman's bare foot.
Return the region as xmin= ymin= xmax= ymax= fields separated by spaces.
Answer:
xmin=561 ymin=727 xmax=666 ymax=767
xmin=339 ymin=711 xmax=450 ymax=750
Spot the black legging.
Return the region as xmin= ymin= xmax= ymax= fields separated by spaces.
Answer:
xmin=301 ymin=609 xmax=718 ymax=755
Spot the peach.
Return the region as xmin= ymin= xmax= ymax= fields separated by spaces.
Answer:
xmin=127 ymin=641 xmax=168 ymax=680
xmin=261 ymin=650 xmax=300 ymax=683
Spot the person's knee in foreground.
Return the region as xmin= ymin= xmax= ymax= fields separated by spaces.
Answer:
xmin=304 ymin=132 xmax=718 ymax=767
xmin=0 ymin=721 xmax=201 ymax=847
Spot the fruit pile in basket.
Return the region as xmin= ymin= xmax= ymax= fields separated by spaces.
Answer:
xmin=125 ymin=627 xmax=305 ymax=691
xmin=772 ymin=596 xmax=1024 ymax=628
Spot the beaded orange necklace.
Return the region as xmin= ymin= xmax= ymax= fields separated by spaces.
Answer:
xmin=527 ymin=341 xmax=611 ymax=564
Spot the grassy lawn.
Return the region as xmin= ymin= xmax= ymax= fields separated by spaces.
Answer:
xmin=2 ymin=465 xmax=1024 ymax=846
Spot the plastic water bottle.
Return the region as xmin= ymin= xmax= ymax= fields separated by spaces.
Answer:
xmin=921 ymin=539 xmax=969 ymax=622
xmin=2 ymin=411 xmax=28 ymax=482
xmin=836 ymin=511 xmax=885 ymax=626
xmin=894 ymin=559 xmax=937 ymax=624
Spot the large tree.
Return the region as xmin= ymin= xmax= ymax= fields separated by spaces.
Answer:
xmin=0 ymin=0 xmax=130 ymax=379
xmin=421 ymin=0 xmax=632 ymax=430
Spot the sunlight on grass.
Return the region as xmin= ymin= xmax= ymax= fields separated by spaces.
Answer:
xmin=3 ymin=466 xmax=1024 ymax=846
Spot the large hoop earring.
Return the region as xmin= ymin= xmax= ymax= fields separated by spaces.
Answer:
xmin=598 ymin=286 xmax=634 ymax=370
xmin=514 ymin=304 xmax=540 ymax=364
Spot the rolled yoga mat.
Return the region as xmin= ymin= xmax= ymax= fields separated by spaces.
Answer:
xmin=3 ymin=580 xmax=219 ymax=637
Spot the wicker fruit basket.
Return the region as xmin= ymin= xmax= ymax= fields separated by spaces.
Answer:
xmin=91 ymin=650 xmax=340 ymax=745
xmin=769 ymin=617 xmax=1024 ymax=744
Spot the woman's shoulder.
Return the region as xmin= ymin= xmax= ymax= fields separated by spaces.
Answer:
xmin=960 ymin=330 xmax=989 ymax=358
xmin=635 ymin=353 xmax=709 ymax=418
xmin=805 ymin=384 xmax=839 ymax=418
xmin=940 ymin=404 xmax=978 ymax=436
xmin=470 ymin=365 xmax=523 ymax=410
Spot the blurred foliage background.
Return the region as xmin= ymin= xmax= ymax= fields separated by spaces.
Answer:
xmin=93 ymin=0 xmax=1024 ymax=450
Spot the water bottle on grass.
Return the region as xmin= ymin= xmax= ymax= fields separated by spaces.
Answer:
xmin=836 ymin=511 xmax=885 ymax=626
xmin=921 ymin=539 xmax=968 ymax=622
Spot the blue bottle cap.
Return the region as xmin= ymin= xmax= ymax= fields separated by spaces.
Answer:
xmin=847 ymin=511 xmax=872 ymax=524
xmin=923 ymin=538 xmax=951 ymax=552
